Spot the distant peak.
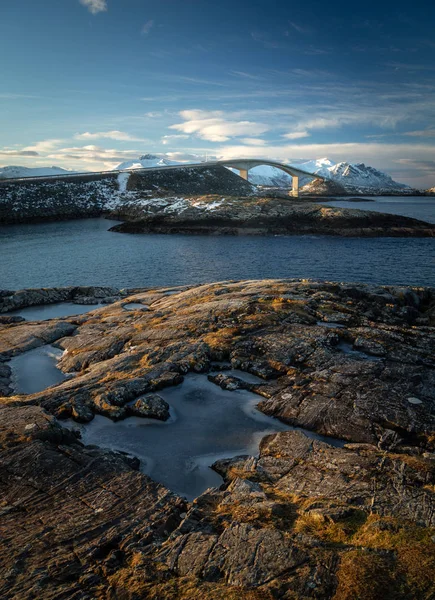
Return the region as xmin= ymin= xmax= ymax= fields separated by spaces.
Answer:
xmin=139 ymin=154 xmax=160 ymax=160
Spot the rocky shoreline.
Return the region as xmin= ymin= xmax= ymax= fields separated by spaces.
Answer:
xmin=1 ymin=279 xmax=435 ymax=598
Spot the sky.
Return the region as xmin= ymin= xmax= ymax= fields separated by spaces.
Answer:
xmin=1 ymin=0 xmax=435 ymax=187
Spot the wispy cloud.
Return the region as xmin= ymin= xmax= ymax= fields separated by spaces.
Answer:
xmin=75 ymin=130 xmax=147 ymax=142
xmin=283 ymin=131 xmax=310 ymax=140
xmin=403 ymin=129 xmax=435 ymax=138
xmin=161 ymin=134 xmax=189 ymax=145
xmin=161 ymin=75 xmax=229 ymax=87
xmin=0 ymin=93 xmax=40 ymax=100
xmin=251 ymin=31 xmax=285 ymax=50
xmin=23 ymin=139 xmax=64 ymax=153
xmin=170 ymin=109 xmax=270 ymax=142
xmin=141 ymin=20 xmax=155 ymax=35
xmin=288 ymin=21 xmax=313 ymax=34
xmin=240 ymin=138 xmax=266 ymax=146
xmin=383 ymin=61 xmax=435 ymax=72
xmin=0 ymin=150 xmax=39 ymax=157
xmin=230 ymin=71 xmax=263 ymax=81
xmin=79 ymin=0 xmax=107 ymax=14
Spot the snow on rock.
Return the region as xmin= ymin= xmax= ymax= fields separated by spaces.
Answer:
xmin=117 ymin=172 xmax=130 ymax=192
xmin=0 ymin=165 xmax=76 ymax=179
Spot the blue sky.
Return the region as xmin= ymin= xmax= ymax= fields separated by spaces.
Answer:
xmin=1 ymin=0 xmax=435 ymax=186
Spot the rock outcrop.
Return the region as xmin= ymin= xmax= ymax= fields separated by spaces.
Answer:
xmin=110 ymin=196 xmax=435 ymax=237
xmin=0 ymin=285 xmax=122 ymax=313
xmin=1 ymin=279 xmax=435 ymax=599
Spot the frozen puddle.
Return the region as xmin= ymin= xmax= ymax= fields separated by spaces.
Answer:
xmin=9 ymin=345 xmax=67 ymax=394
xmin=71 ymin=373 xmax=343 ymax=500
xmin=6 ymin=302 xmax=101 ymax=321
xmin=72 ymin=373 xmax=289 ymax=500
xmin=123 ymin=303 xmax=149 ymax=311
xmin=316 ymin=321 xmax=346 ymax=329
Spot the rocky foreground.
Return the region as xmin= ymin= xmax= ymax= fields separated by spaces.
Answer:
xmin=1 ymin=279 xmax=435 ymax=599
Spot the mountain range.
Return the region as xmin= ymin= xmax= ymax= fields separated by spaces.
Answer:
xmin=0 ymin=165 xmax=73 ymax=179
xmin=245 ymin=158 xmax=412 ymax=194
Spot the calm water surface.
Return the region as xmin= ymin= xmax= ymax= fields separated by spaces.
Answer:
xmin=324 ymin=196 xmax=435 ymax=224
xmin=0 ymin=196 xmax=434 ymax=289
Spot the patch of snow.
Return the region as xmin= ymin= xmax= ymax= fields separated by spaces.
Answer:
xmin=117 ymin=171 xmax=130 ymax=192
xmin=203 ymin=199 xmax=225 ymax=211
xmin=407 ymin=397 xmax=423 ymax=405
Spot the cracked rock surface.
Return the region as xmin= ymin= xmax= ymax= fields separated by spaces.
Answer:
xmin=1 ymin=278 xmax=435 ymax=599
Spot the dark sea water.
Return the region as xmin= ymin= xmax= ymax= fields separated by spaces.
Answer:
xmin=0 ymin=196 xmax=434 ymax=289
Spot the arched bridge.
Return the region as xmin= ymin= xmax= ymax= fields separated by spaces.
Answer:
xmin=204 ymin=159 xmax=323 ymax=197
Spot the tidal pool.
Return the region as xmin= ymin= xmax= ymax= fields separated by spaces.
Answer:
xmin=122 ymin=302 xmax=149 ymax=311
xmin=9 ymin=345 xmax=67 ymax=394
xmin=6 ymin=302 xmax=101 ymax=321
xmin=72 ymin=374 xmax=289 ymax=500
xmin=70 ymin=373 xmax=342 ymax=500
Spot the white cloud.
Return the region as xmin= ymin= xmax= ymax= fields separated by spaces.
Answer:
xmin=161 ymin=134 xmax=189 ymax=145
xmin=170 ymin=109 xmax=270 ymax=142
xmin=283 ymin=131 xmax=310 ymax=140
xmin=240 ymin=138 xmax=267 ymax=146
xmin=75 ymin=131 xmax=147 ymax=142
xmin=0 ymin=150 xmax=39 ymax=157
xmin=79 ymin=0 xmax=107 ymax=14
xmin=23 ymin=139 xmax=64 ymax=153
xmin=141 ymin=20 xmax=155 ymax=35
xmin=403 ymin=129 xmax=435 ymax=137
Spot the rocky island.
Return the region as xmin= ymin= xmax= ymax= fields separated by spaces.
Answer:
xmin=1 ymin=278 xmax=435 ymax=599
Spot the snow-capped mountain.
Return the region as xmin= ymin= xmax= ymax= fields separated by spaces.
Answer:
xmin=325 ymin=162 xmax=410 ymax=192
xmin=246 ymin=158 xmax=412 ymax=194
xmin=246 ymin=158 xmax=334 ymax=188
xmin=0 ymin=165 xmax=74 ymax=179
xmin=114 ymin=154 xmax=179 ymax=170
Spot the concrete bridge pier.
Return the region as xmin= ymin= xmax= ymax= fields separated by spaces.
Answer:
xmin=239 ymin=168 xmax=249 ymax=180
xmin=290 ymin=176 xmax=299 ymax=198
